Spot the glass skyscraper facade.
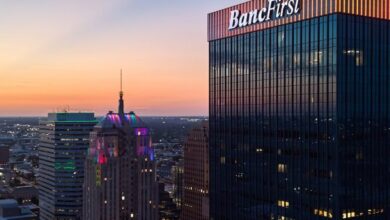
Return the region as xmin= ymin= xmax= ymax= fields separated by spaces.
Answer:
xmin=209 ymin=1 xmax=390 ymax=219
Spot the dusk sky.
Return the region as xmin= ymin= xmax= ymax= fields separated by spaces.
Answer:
xmin=0 ymin=0 xmax=244 ymax=116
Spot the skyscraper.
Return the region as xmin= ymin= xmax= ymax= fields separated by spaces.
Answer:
xmin=209 ymin=0 xmax=390 ymax=219
xmin=83 ymin=85 xmax=158 ymax=220
xmin=181 ymin=121 xmax=209 ymax=220
xmin=171 ymin=160 xmax=183 ymax=209
xmin=38 ymin=112 xmax=97 ymax=220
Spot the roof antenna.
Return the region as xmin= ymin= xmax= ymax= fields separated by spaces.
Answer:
xmin=118 ymin=69 xmax=124 ymax=115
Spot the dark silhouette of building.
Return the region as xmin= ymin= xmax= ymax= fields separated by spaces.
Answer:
xmin=158 ymin=182 xmax=180 ymax=220
xmin=0 ymin=138 xmax=13 ymax=165
xmin=209 ymin=0 xmax=390 ymax=219
xmin=181 ymin=122 xmax=209 ymax=220
xmin=0 ymin=199 xmax=37 ymax=220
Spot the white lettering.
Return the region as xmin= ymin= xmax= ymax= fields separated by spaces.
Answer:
xmin=228 ymin=0 xmax=301 ymax=30
xmin=286 ymin=0 xmax=295 ymax=15
xmin=239 ymin=13 xmax=249 ymax=27
xmin=295 ymin=0 xmax=300 ymax=13
xmin=276 ymin=0 xmax=283 ymax=18
xmin=266 ymin=0 xmax=277 ymax=21
xmin=248 ymin=10 xmax=259 ymax=25
xmin=228 ymin=10 xmax=240 ymax=30
xmin=280 ymin=1 xmax=289 ymax=17
xmin=258 ymin=8 xmax=267 ymax=22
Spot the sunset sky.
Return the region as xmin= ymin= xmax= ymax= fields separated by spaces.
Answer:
xmin=0 ymin=0 xmax=244 ymax=116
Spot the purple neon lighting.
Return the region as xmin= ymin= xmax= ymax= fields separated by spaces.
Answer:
xmin=134 ymin=128 xmax=148 ymax=136
xmin=137 ymin=146 xmax=155 ymax=161
xmin=107 ymin=113 xmax=122 ymax=126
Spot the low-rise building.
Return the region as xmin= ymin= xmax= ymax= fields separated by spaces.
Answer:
xmin=0 ymin=199 xmax=37 ymax=220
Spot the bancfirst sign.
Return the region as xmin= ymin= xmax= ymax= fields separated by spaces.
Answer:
xmin=229 ymin=0 xmax=300 ymax=30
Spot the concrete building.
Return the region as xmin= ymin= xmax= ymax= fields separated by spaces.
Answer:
xmin=38 ymin=112 xmax=97 ymax=220
xmin=181 ymin=122 xmax=209 ymax=220
xmin=83 ymin=86 xmax=158 ymax=220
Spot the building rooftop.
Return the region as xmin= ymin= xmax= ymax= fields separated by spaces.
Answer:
xmin=97 ymin=112 xmax=147 ymax=129
xmin=46 ymin=112 xmax=96 ymax=123
xmin=0 ymin=199 xmax=18 ymax=208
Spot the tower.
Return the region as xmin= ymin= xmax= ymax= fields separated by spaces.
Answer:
xmin=83 ymin=71 xmax=159 ymax=220
xmin=209 ymin=0 xmax=390 ymax=219
xmin=39 ymin=112 xmax=97 ymax=220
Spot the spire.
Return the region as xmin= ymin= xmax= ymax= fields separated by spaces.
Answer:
xmin=118 ymin=69 xmax=124 ymax=115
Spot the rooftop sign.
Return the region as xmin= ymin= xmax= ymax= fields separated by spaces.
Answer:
xmin=209 ymin=0 xmax=390 ymax=41
xmin=229 ymin=0 xmax=300 ymax=30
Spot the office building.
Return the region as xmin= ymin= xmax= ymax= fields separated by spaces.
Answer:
xmin=39 ymin=112 xmax=97 ymax=220
xmin=181 ymin=122 xmax=209 ymax=220
xmin=83 ymin=88 xmax=159 ymax=220
xmin=209 ymin=0 xmax=390 ymax=219
xmin=0 ymin=199 xmax=37 ymax=220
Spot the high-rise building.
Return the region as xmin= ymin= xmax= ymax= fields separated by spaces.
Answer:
xmin=181 ymin=122 xmax=209 ymax=220
xmin=209 ymin=0 xmax=390 ymax=219
xmin=83 ymin=87 xmax=159 ymax=220
xmin=38 ymin=112 xmax=97 ymax=220
xmin=171 ymin=160 xmax=183 ymax=209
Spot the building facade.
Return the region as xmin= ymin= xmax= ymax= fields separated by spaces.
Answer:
xmin=171 ymin=160 xmax=183 ymax=209
xmin=181 ymin=122 xmax=209 ymax=220
xmin=0 ymin=138 xmax=13 ymax=187
xmin=209 ymin=0 xmax=390 ymax=219
xmin=83 ymin=91 xmax=158 ymax=220
xmin=38 ymin=112 xmax=97 ymax=220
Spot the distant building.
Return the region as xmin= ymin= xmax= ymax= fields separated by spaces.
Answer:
xmin=0 ymin=186 xmax=38 ymax=206
xmin=158 ymin=182 xmax=180 ymax=220
xmin=181 ymin=122 xmax=209 ymax=220
xmin=171 ymin=160 xmax=183 ymax=209
xmin=0 ymin=138 xmax=14 ymax=186
xmin=0 ymin=199 xmax=37 ymax=220
xmin=38 ymin=112 xmax=97 ymax=220
xmin=9 ymin=186 xmax=38 ymax=205
xmin=83 ymin=87 xmax=159 ymax=220
xmin=0 ymin=138 xmax=13 ymax=165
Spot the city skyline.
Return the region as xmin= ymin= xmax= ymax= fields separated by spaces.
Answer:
xmin=0 ymin=0 xmax=244 ymax=117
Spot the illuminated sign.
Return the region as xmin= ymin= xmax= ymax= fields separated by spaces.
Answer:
xmin=228 ymin=0 xmax=300 ymax=30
